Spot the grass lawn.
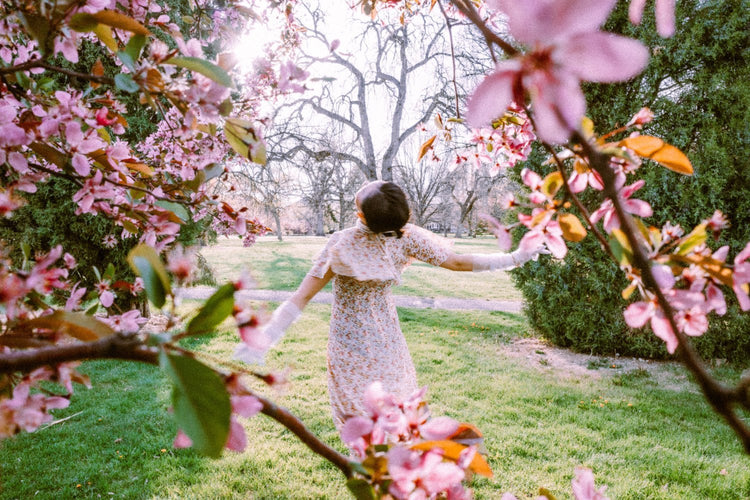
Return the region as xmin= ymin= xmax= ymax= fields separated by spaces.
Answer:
xmin=199 ymin=235 xmax=523 ymax=301
xmin=1 ymin=303 xmax=748 ymax=499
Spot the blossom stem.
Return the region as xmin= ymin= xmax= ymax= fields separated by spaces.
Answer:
xmin=524 ymin=105 xmax=614 ymax=260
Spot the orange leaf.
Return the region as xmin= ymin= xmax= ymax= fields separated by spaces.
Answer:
xmin=20 ymin=311 xmax=115 ymax=341
xmin=122 ymin=159 xmax=154 ymax=177
xmin=91 ymin=10 xmax=151 ymax=36
xmin=418 ymin=135 xmax=436 ymax=161
xmin=619 ymin=136 xmax=693 ymax=175
xmin=91 ymin=59 xmax=104 ymax=88
xmin=541 ymin=171 xmax=563 ymax=198
xmin=558 ymin=213 xmax=587 ymax=242
xmin=410 ymin=440 xmax=493 ymax=478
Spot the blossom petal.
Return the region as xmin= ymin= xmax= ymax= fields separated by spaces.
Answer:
xmin=225 ymin=418 xmax=247 ymax=452
xmin=623 ymin=301 xmax=652 ymax=328
xmin=497 ymin=0 xmax=616 ymax=43
xmin=531 ymin=73 xmax=585 ymax=144
xmin=466 ymin=63 xmax=519 ymax=129
xmin=655 ymin=0 xmax=676 ymax=37
xmin=651 ymin=312 xmax=678 ymax=353
xmin=340 ymin=416 xmax=373 ymax=444
xmin=629 ymin=0 xmax=647 ymax=24
xmin=558 ymin=33 xmax=649 ymax=82
xmin=420 ymin=416 xmax=459 ymax=440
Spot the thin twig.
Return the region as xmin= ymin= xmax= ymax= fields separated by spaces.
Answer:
xmin=437 ymin=0 xmax=461 ymax=118
xmin=0 ymin=60 xmax=115 ymax=86
xmin=448 ymin=0 xmax=519 ymax=58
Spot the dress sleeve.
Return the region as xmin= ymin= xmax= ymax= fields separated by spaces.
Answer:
xmin=403 ymin=224 xmax=453 ymax=266
xmin=307 ymin=234 xmax=338 ymax=278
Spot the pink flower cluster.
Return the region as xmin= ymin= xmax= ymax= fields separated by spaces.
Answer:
xmin=341 ymin=382 xmax=476 ymax=500
xmin=0 ymin=364 xmax=90 ymax=438
xmin=467 ymin=0 xmax=649 ymax=144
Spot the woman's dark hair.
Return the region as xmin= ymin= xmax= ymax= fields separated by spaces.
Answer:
xmin=359 ymin=181 xmax=411 ymax=238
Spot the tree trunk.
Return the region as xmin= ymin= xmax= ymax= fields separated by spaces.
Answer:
xmin=272 ymin=209 xmax=283 ymax=241
xmin=315 ymin=208 xmax=325 ymax=236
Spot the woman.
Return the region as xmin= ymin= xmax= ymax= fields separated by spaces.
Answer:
xmin=235 ymin=180 xmax=542 ymax=428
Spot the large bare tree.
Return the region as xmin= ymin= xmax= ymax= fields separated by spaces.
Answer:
xmin=276 ymin=5 xmax=472 ymax=181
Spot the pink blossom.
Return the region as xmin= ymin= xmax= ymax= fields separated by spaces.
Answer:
xmin=63 ymin=253 xmax=77 ymax=269
xmin=733 ymin=241 xmax=750 ymax=311
xmin=629 ymin=0 xmax=676 ymax=38
xmin=387 ymin=446 xmax=465 ymax=499
xmin=166 ymin=246 xmax=196 ymax=283
xmin=519 ymin=212 xmax=567 ymax=259
xmin=568 ymin=164 xmax=603 ymax=193
xmin=53 ymin=34 xmax=79 ymax=63
xmin=225 ymin=418 xmax=247 ymax=451
xmin=626 ymin=107 xmax=654 ymax=128
xmin=341 ymin=416 xmax=374 ymax=458
xmin=173 ymin=429 xmax=193 ymax=448
xmin=468 ymin=0 xmax=649 ymax=143
xmin=95 ymin=281 xmax=114 ymax=308
xmin=704 ymin=210 xmax=729 ymax=239
xmin=65 ymin=283 xmax=87 ymax=311
xmin=590 ymin=179 xmax=652 ymax=233
xmin=479 ymin=214 xmax=512 ymax=251
xmin=571 ymin=467 xmax=610 ymax=500
xmin=623 ymin=298 xmax=677 ymax=352
xmin=102 ymin=234 xmax=118 ymax=248
xmin=277 ymin=61 xmax=309 ymax=93
xmin=102 ymin=310 xmax=147 ymax=333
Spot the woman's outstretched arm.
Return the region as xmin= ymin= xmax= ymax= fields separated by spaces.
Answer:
xmin=288 ymin=268 xmax=335 ymax=309
xmin=440 ymin=247 xmax=544 ymax=272
xmin=234 ymin=268 xmax=334 ymax=364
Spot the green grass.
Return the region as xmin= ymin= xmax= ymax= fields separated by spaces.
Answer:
xmin=1 ymin=305 xmax=748 ymax=499
xmin=199 ymin=235 xmax=522 ymax=301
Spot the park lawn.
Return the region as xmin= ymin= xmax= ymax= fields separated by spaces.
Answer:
xmin=199 ymin=235 xmax=523 ymax=301
xmin=1 ymin=304 xmax=748 ymax=499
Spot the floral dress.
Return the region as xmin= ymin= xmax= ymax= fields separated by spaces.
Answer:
xmin=307 ymin=221 xmax=452 ymax=428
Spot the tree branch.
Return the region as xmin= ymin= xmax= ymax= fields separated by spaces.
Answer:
xmin=577 ymin=132 xmax=750 ymax=453
xmin=0 ymin=60 xmax=115 ymax=85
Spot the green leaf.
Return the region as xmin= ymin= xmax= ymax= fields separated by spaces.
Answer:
xmin=224 ymin=118 xmax=266 ymax=164
xmin=349 ymin=461 xmax=371 ymax=477
xmin=155 ymin=200 xmax=190 ymax=222
xmin=103 ymin=262 xmax=116 ymax=281
xmin=19 ymin=13 xmax=51 ymax=51
xmin=164 ymin=56 xmax=234 ymax=88
xmin=117 ymin=51 xmax=136 ymax=72
xmin=21 ymin=311 xmax=115 ymax=341
xmin=160 ymin=352 xmax=230 ymax=458
xmin=114 ymin=73 xmax=140 ymax=93
xmin=124 ymin=33 xmax=147 ymax=61
xmin=609 ymin=229 xmax=633 ymax=267
xmin=186 ymin=283 xmax=235 ymax=335
xmin=346 ymin=478 xmax=376 ymax=500
xmin=127 ymin=244 xmax=172 ymax=308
